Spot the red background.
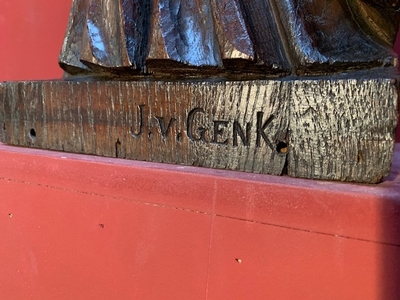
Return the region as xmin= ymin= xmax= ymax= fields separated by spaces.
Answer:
xmin=1 ymin=2 xmax=400 ymax=300
xmin=0 ymin=1 xmax=72 ymax=81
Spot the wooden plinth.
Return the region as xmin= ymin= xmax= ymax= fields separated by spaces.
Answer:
xmin=0 ymin=70 xmax=398 ymax=183
xmin=0 ymin=143 xmax=399 ymax=299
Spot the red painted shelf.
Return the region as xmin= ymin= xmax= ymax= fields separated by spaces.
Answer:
xmin=0 ymin=143 xmax=399 ymax=299
xmin=1 ymin=2 xmax=400 ymax=298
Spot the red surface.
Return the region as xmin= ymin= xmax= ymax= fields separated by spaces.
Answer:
xmin=1 ymin=3 xmax=400 ymax=299
xmin=0 ymin=0 xmax=72 ymax=81
xmin=0 ymin=143 xmax=399 ymax=299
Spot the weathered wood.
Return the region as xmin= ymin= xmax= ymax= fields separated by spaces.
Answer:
xmin=0 ymin=70 xmax=398 ymax=183
xmin=59 ymin=0 xmax=399 ymax=76
xmin=5 ymin=0 xmax=400 ymax=183
xmin=0 ymin=79 xmax=289 ymax=176
xmin=0 ymin=84 xmax=4 ymax=144
xmin=288 ymin=71 xmax=399 ymax=183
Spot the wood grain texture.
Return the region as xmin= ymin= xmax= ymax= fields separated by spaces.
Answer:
xmin=80 ymin=0 xmax=132 ymax=69
xmin=59 ymin=0 xmax=91 ymax=75
xmin=0 ymin=79 xmax=289 ymax=175
xmin=59 ymin=0 xmax=399 ymax=76
xmin=0 ymin=84 xmax=4 ymax=143
xmin=288 ymin=72 xmax=399 ymax=183
xmin=275 ymin=0 xmax=397 ymax=74
xmin=348 ymin=0 xmax=400 ymax=47
xmin=0 ymin=70 xmax=398 ymax=183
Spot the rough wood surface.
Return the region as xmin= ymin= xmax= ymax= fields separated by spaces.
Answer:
xmin=0 ymin=79 xmax=289 ymax=175
xmin=288 ymin=74 xmax=399 ymax=183
xmin=0 ymin=70 xmax=398 ymax=183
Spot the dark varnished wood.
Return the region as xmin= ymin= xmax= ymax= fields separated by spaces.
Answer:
xmin=276 ymin=0 xmax=397 ymax=74
xmin=59 ymin=0 xmax=400 ymax=76
xmin=0 ymin=70 xmax=398 ymax=183
xmin=348 ymin=0 xmax=400 ymax=46
xmin=81 ymin=0 xmax=131 ymax=69
xmin=2 ymin=0 xmax=399 ymax=183
xmin=59 ymin=0 xmax=91 ymax=75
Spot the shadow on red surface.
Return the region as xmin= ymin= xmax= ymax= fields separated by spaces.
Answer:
xmin=1 ymin=3 xmax=400 ymax=299
xmin=381 ymin=145 xmax=400 ymax=299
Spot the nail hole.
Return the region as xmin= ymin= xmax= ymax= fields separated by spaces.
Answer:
xmin=235 ymin=258 xmax=242 ymax=264
xmin=276 ymin=141 xmax=288 ymax=154
xmin=8 ymin=213 xmax=13 ymax=218
xmin=29 ymin=128 xmax=36 ymax=140
xmin=99 ymin=224 xmax=105 ymax=229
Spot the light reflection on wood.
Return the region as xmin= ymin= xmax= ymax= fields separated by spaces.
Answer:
xmin=59 ymin=0 xmax=399 ymax=77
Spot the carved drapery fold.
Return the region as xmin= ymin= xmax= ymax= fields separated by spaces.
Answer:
xmin=59 ymin=0 xmax=399 ymax=76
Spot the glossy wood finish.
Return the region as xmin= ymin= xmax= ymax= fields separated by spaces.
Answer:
xmin=349 ymin=0 xmax=400 ymax=46
xmin=59 ymin=0 xmax=399 ymax=76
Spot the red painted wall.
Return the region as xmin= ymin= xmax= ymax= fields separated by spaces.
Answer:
xmin=0 ymin=144 xmax=399 ymax=300
xmin=1 ymin=4 xmax=400 ymax=299
xmin=0 ymin=0 xmax=72 ymax=81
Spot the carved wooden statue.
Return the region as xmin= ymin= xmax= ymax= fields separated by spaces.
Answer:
xmin=1 ymin=0 xmax=399 ymax=183
xmin=59 ymin=0 xmax=400 ymax=76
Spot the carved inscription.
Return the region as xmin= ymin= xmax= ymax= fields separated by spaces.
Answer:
xmin=128 ymin=105 xmax=277 ymax=150
xmin=0 ymin=80 xmax=289 ymax=175
xmin=1 ymin=74 xmax=397 ymax=183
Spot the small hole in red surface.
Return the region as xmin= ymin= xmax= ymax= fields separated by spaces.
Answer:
xmin=99 ymin=224 xmax=105 ymax=229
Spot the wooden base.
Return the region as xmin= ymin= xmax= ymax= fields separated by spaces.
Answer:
xmin=0 ymin=70 xmax=398 ymax=183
